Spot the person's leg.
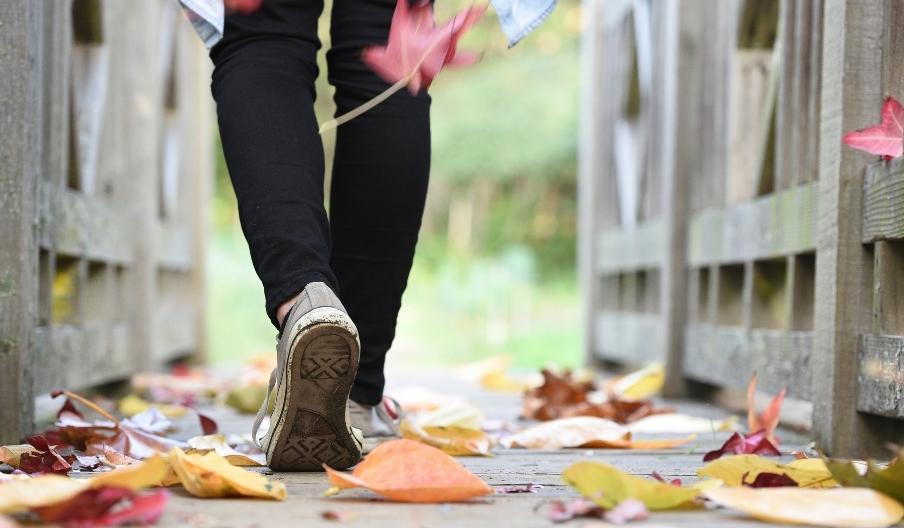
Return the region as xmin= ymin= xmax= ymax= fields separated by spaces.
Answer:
xmin=211 ymin=0 xmax=335 ymax=329
xmin=327 ymin=0 xmax=432 ymax=405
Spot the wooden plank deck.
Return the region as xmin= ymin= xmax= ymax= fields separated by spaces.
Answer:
xmin=159 ymin=367 xmax=810 ymax=527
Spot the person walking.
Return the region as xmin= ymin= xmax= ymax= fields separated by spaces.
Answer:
xmin=179 ymin=0 xmax=557 ymax=471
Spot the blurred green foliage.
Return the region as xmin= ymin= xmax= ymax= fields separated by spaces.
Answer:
xmin=208 ymin=0 xmax=582 ymax=368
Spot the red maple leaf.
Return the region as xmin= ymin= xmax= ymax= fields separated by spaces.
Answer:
xmin=702 ymin=429 xmax=781 ymax=462
xmin=362 ymin=0 xmax=486 ymax=94
xmin=843 ymin=96 xmax=904 ymax=160
xmin=747 ymin=374 xmax=785 ymax=444
xmin=33 ymin=487 xmax=168 ymax=527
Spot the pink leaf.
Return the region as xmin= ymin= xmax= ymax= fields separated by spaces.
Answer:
xmin=33 ymin=487 xmax=168 ymax=527
xmin=362 ymin=0 xmax=486 ymax=94
xmin=604 ymin=498 xmax=650 ymax=525
xmin=702 ymin=430 xmax=781 ymax=462
xmin=747 ymin=374 xmax=785 ymax=444
xmin=843 ymin=96 xmax=904 ymax=159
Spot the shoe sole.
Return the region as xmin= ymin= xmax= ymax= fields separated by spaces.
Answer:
xmin=265 ymin=318 xmax=362 ymax=471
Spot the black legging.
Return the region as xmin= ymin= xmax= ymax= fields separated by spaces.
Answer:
xmin=210 ymin=0 xmax=430 ymax=405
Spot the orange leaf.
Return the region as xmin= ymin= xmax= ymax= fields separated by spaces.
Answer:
xmin=324 ymin=439 xmax=492 ymax=503
xmin=746 ymin=374 xmax=785 ymax=443
xmin=585 ymin=435 xmax=696 ymax=450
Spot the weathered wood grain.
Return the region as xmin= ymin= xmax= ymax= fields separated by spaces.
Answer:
xmin=0 ymin=0 xmax=42 ymax=444
xmin=812 ymin=0 xmax=890 ymax=458
xmin=862 ymin=158 xmax=904 ymax=242
xmin=596 ymin=220 xmax=664 ymax=274
xmin=594 ymin=312 xmax=662 ymax=366
xmin=683 ymin=324 xmax=812 ymax=400
xmin=857 ymin=334 xmax=904 ymax=418
xmin=687 ymin=181 xmax=817 ymax=266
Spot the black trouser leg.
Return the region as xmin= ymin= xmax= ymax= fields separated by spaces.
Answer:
xmin=210 ymin=0 xmax=334 ymax=328
xmin=328 ymin=0 xmax=431 ymax=405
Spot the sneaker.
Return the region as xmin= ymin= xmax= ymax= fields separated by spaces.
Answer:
xmin=252 ymin=282 xmax=363 ymax=471
xmin=348 ymin=397 xmax=403 ymax=452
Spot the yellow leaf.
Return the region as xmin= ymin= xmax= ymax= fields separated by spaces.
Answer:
xmin=585 ymin=435 xmax=695 ymax=450
xmin=167 ymin=448 xmax=286 ymax=500
xmin=186 ymin=434 xmax=265 ymax=466
xmin=118 ymin=394 xmax=188 ymax=417
xmin=224 ymin=384 xmax=268 ymax=415
xmin=0 ymin=445 xmax=37 ymax=469
xmin=704 ymin=487 xmax=904 ymax=527
xmin=0 ymin=475 xmax=87 ymax=514
xmin=479 ymin=370 xmax=534 ymax=393
xmin=562 ymin=461 xmax=701 ymax=510
xmin=400 ymin=420 xmax=492 ymax=456
xmin=609 ymin=363 xmax=664 ymax=400
xmin=698 ymin=455 xmax=837 ymax=488
xmin=89 ymin=454 xmax=173 ymax=489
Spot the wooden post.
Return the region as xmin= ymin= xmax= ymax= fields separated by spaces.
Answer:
xmin=813 ymin=0 xmax=892 ymax=457
xmin=0 ymin=0 xmax=42 ymax=443
xmin=578 ymin=0 xmax=605 ymax=366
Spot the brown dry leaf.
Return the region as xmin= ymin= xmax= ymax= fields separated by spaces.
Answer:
xmin=0 ymin=445 xmax=37 ymax=469
xmin=399 ymin=420 xmax=491 ymax=456
xmin=168 ymin=448 xmax=286 ymax=500
xmin=101 ymin=445 xmax=139 ymax=466
xmin=703 ymin=487 xmax=904 ymax=527
xmin=523 ymin=369 xmax=672 ymax=423
xmin=324 ymin=439 xmax=492 ymax=502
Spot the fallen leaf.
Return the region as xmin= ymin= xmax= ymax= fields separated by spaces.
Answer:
xmin=604 ymin=498 xmax=651 ymax=524
xmin=321 ymin=510 xmax=356 ymax=522
xmin=746 ymin=374 xmax=785 ymax=444
xmin=703 ymin=430 xmax=781 ymax=461
xmin=628 ymin=413 xmax=737 ymax=434
xmin=167 ymin=448 xmax=286 ymax=500
xmin=523 ymin=370 xmax=672 ymax=423
xmin=584 ymin=435 xmax=695 ymax=451
xmin=362 ymin=0 xmax=486 ymax=94
xmin=494 ymin=483 xmax=543 ymax=494
xmin=100 ymin=445 xmax=139 ymax=466
xmin=414 ymin=400 xmax=485 ymax=429
xmin=501 ymin=417 xmax=629 ymax=449
xmin=224 ymin=384 xmax=267 ymax=415
xmin=118 ymin=394 xmax=188 ymax=418
xmin=608 ymin=363 xmax=665 ymax=400
xmin=843 ymin=96 xmax=904 ymax=159
xmin=0 ymin=475 xmax=87 ymax=514
xmin=399 ymin=420 xmax=491 ymax=456
xmin=122 ymin=407 xmax=173 ymax=435
xmin=704 ymin=487 xmax=904 ymax=527
xmin=479 ymin=370 xmax=536 ymax=393
xmin=186 ymin=434 xmax=265 ymax=466
xmin=548 ymin=498 xmax=606 ymax=522
xmin=32 ymin=486 xmax=168 ymax=527
xmin=324 ymin=439 xmax=492 ymax=502
xmin=698 ymin=455 xmax=837 ymax=488
xmin=563 ymin=461 xmax=702 ymax=510
xmin=742 ymin=471 xmax=798 ymax=488
xmin=198 ymin=412 xmax=219 ymax=435
xmin=19 ymin=435 xmax=71 ymax=475
xmin=825 ymin=448 xmax=904 ymax=505
xmin=0 ymin=445 xmax=37 ymax=469
xmin=90 ymin=454 xmax=173 ymax=490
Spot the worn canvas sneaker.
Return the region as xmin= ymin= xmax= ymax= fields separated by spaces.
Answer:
xmin=252 ymin=282 xmax=363 ymax=471
xmin=348 ymin=397 xmax=404 ymax=453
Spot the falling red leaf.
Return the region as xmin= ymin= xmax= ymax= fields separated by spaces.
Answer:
xmin=33 ymin=486 xmax=168 ymax=527
xmin=703 ymin=429 xmax=781 ymax=462
xmin=19 ymin=435 xmax=72 ymax=475
xmin=843 ymin=96 xmax=904 ymax=159
xmin=223 ymin=0 xmax=262 ymax=15
xmin=742 ymin=471 xmax=799 ymax=488
xmin=362 ymin=0 xmax=486 ymax=94
xmin=746 ymin=374 xmax=785 ymax=444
